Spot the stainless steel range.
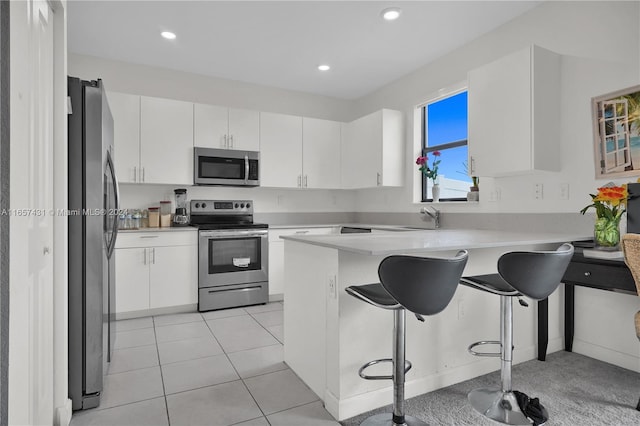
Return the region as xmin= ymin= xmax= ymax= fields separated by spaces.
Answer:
xmin=191 ymin=200 xmax=268 ymax=311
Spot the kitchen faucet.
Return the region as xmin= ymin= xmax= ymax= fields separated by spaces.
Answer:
xmin=420 ymin=206 xmax=440 ymax=229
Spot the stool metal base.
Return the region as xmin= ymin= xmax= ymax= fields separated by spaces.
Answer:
xmin=360 ymin=413 xmax=428 ymax=426
xmin=468 ymin=389 xmax=532 ymax=425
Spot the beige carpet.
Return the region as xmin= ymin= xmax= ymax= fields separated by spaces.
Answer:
xmin=341 ymin=351 xmax=640 ymax=425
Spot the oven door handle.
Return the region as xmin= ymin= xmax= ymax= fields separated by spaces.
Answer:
xmin=199 ymin=229 xmax=268 ymax=238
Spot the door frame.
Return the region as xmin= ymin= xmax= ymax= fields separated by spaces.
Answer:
xmin=0 ymin=1 xmax=9 ymax=424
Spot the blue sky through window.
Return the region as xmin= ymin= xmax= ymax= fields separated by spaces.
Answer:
xmin=426 ymin=91 xmax=470 ymax=183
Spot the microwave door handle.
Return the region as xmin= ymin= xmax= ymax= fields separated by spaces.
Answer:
xmin=245 ymin=155 xmax=249 ymax=183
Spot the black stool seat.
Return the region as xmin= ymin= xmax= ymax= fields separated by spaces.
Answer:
xmin=462 ymin=243 xmax=574 ymax=426
xmin=460 ymin=274 xmax=521 ymax=296
xmin=345 ymin=283 xmax=401 ymax=309
xmin=345 ymin=251 xmax=469 ymax=426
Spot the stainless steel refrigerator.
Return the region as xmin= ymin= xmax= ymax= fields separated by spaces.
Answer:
xmin=68 ymin=77 xmax=120 ymax=410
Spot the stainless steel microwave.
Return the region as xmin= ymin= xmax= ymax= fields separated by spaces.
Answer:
xmin=194 ymin=147 xmax=260 ymax=186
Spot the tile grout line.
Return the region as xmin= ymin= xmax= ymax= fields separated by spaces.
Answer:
xmin=202 ymin=313 xmax=273 ymax=426
xmin=247 ymin=310 xmax=284 ymax=343
xmin=152 ymin=316 xmax=172 ymax=426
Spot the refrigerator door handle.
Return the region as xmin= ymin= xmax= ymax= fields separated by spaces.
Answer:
xmin=106 ymin=150 xmax=120 ymax=258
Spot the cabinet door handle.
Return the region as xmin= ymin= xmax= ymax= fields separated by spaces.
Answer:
xmin=152 ymin=248 xmax=156 ymax=264
xmin=140 ymin=235 xmax=159 ymax=239
xmin=584 ymin=271 xmax=591 ymax=277
xmin=304 ymin=175 xmax=308 ymax=188
xmin=143 ymin=248 xmax=147 ymax=265
xmin=223 ymin=134 xmax=228 ymax=149
xmin=142 ymin=167 xmax=145 ymax=182
xmin=133 ymin=166 xmax=137 ymax=183
xmin=229 ymin=135 xmax=233 ymax=149
xmin=376 ymin=172 xmax=381 ymax=186
xmin=295 ymin=230 xmax=309 ymax=234
xmin=470 ymin=156 xmax=476 ymax=175
xmin=297 ymin=175 xmax=301 ymax=187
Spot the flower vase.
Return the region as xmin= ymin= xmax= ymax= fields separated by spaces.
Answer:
xmin=594 ymin=216 xmax=621 ymax=250
xmin=432 ymin=184 xmax=440 ymax=203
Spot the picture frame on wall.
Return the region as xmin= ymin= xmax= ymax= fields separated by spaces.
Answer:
xmin=592 ymin=84 xmax=640 ymax=179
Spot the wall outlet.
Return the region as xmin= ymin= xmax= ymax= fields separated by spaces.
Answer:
xmin=328 ymin=275 xmax=337 ymax=299
xmin=489 ymin=188 xmax=501 ymax=202
xmin=534 ymin=183 xmax=544 ymax=200
xmin=559 ymin=183 xmax=570 ymax=200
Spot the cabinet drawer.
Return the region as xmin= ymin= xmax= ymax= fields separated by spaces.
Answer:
xmin=563 ymin=261 xmax=637 ymax=293
xmin=116 ymin=230 xmax=197 ymax=248
xmin=269 ymin=227 xmax=337 ymax=242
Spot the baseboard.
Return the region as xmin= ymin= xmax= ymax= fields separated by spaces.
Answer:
xmin=55 ymin=399 xmax=73 ymax=426
xmin=547 ymin=337 xmax=564 ymax=355
xmin=572 ymin=339 xmax=640 ymax=372
xmin=115 ymin=304 xmax=197 ymax=320
xmin=269 ymin=293 xmax=284 ymax=302
xmin=329 ymin=344 xmax=546 ymax=421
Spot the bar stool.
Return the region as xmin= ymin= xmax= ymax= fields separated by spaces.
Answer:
xmin=346 ymin=251 xmax=469 ymax=426
xmin=460 ymin=243 xmax=574 ymax=425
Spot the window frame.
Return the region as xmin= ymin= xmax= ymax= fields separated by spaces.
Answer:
xmin=420 ymin=88 xmax=469 ymax=203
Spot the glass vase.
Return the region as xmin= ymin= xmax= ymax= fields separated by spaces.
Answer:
xmin=594 ymin=216 xmax=621 ymax=250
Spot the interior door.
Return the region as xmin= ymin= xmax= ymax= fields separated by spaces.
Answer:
xmin=8 ymin=1 xmax=55 ymax=424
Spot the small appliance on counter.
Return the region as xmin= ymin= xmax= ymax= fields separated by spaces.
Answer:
xmin=173 ymin=188 xmax=190 ymax=226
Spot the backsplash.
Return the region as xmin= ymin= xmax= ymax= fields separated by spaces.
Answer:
xmin=118 ymin=183 xmax=356 ymax=214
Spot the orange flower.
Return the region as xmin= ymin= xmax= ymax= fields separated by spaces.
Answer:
xmin=593 ymin=186 xmax=628 ymax=207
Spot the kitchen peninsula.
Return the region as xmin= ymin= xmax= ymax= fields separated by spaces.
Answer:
xmin=281 ymin=229 xmax=591 ymax=421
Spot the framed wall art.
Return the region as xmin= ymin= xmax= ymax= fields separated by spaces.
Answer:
xmin=592 ymin=84 xmax=640 ymax=179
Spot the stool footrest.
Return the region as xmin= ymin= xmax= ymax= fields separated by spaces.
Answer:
xmin=358 ymin=358 xmax=412 ymax=380
xmin=468 ymin=340 xmax=501 ymax=357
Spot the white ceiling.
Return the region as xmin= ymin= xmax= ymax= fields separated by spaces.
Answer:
xmin=67 ymin=1 xmax=541 ymax=100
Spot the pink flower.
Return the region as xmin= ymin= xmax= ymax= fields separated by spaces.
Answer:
xmin=433 ymin=151 xmax=441 ymax=157
xmin=415 ymin=156 xmax=427 ymax=165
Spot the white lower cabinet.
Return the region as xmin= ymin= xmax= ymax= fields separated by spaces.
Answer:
xmin=115 ymin=248 xmax=150 ymax=313
xmin=268 ymin=227 xmax=337 ymax=296
xmin=114 ymin=231 xmax=197 ymax=316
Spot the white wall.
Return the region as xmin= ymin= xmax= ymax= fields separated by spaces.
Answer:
xmin=69 ymin=53 xmax=353 ymax=121
xmin=353 ymin=0 xmax=640 ymax=215
xmin=68 ymin=53 xmax=357 ymax=214
xmin=118 ymin=184 xmax=356 ymax=214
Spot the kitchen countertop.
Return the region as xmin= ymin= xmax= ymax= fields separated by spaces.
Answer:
xmin=268 ymin=223 xmax=429 ymax=231
xmin=280 ymin=228 xmax=592 ymax=255
xmin=118 ymin=226 xmax=197 ymax=233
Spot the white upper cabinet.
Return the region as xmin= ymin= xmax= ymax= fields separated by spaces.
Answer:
xmin=229 ymin=108 xmax=260 ymax=151
xmin=468 ymin=45 xmax=561 ymax=177
xmin=260 ymin=112 xmax=303 ymax=188
xmin=260 ymin=113 xmax=343 ymax=189
xmin=194 ymin=103 xmax=260 ymax=151
xmin=341 ymin=109 xmax=403 ymax=189
xmin=108 ymin=91 xmax=140 ymax=183
xmin=303 ymin=117 xmax=341 ymax=189
xmin=194 ymin=103 xmax=229 ymax=149
xmin=140 ymin=96 xmax=194 ymax=185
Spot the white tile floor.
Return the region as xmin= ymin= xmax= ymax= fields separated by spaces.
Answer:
xmin=70 ymin=302 xmax=340 ymax=426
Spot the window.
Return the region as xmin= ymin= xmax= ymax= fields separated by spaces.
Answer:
xmin=421 ymin=90 xmax=469 ymax=202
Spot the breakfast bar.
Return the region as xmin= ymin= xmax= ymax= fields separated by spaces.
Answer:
xmin=281 ymin=229 xmax=591 ymax=421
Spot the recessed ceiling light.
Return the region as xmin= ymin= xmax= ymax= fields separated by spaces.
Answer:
xmin=381 ymin=7 xmax=402 ymax=21
xmin=318 ymin=64 xmax=331 ymax=71
xmin=161 ymin=31 xmax=176 ymax=40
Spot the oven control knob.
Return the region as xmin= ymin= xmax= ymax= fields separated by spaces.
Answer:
xmin=246 ymin=203 xmax=251 ymax=208
xmin=195 ymin=203 xmax=200 ymax=208
xmin=241 ymin=203 xmax=245 ymax=208
xmin=235 ymin=203 xmax=239 ymax=208
xmin=202 ymin=203 xmax=207 ymax=208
